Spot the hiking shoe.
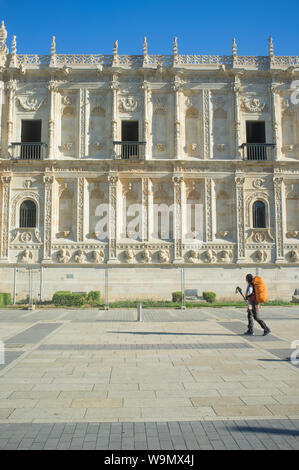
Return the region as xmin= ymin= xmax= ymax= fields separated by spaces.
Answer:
xmin=263 ymin=329 xmax=271 ymax=336
xmin=244 ymin=331 xmax=254 ymax=336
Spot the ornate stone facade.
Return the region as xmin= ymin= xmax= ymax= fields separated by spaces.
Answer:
xmin=0 ymin=26 xmax=299 ymax=300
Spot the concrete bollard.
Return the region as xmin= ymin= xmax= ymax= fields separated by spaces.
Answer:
xmin=137 ymin=303 xmax=142 ymax=322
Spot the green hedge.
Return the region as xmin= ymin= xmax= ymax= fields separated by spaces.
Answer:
xmin=52 ymin=291 xmax=86 ymax=307
xmin=203 ymin=291 xmax=216 ymax=303
xmin=52 ymin=290 xmax=101 ymax=307
xmin=172 ymin=291 xmax=184 ymax=303
xmin=0 ymin=293 xmax=12 ymax=307
xmin=87 ymin=291 xmax=101 ymax=305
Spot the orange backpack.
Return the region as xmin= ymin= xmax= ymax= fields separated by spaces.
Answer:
xmin=252 ymin=276 xmax=268 ymax=304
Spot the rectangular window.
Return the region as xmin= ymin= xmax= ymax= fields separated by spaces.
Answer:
xmin=121 ymin=121 xmax=139 ymax=142
xmin=21 ymin=120 xmax=42 ymax=142
xmin=20 ymin=120 xmax=42 ymax=159
xmin=246 ymin=121 xmax=266 ymax=144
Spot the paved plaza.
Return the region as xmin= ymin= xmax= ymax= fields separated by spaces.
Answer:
xmin=0 ymin=306 xmax=298 ymax=449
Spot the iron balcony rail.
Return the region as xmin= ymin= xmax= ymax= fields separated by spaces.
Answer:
xmin=241 ymin=143 xmax=276 ymax=161
xmin=113 ymin=141 xmax=146 ymax=160
xmin=11 ymin=142 xmax=47 ymax=160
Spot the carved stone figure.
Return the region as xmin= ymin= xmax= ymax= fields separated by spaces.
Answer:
xmin=57 ymin=249 xmax=71 ymax=263
xmin=19 ymin=249 xmax=33 ymax=264
xmin=289 ymin=250 xmax=299 ymax=262
xmin=254 ymin=249 xmax=267 ymax=263
xmin=158 ymin=249 xmax=170 ymax=263
xmin=219 ymin=250 xmax=232 ymax=263
xmin=74 ymin=249 xmax=86 ymax=263
xmin=123 ymin=248 xmax=135 ymax=263
xmin=186 ymin=250 xmax=199 ymax=263
xmin=141 ymin=248 xmax=152 ymax=264
xmin=91 ymin=250 xmax=105 ymax=263
xmin=203 ymin=249 xmax=216 ymax=263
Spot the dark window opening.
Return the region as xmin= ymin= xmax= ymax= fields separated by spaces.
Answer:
xmin=246 ymin=121 xmax=266 ymax=160
xmin=20 ymin=120 xmax=42 ymax=159
xmin=253 ymin=201 xmax=266 ymax=228
xmin=246 ymin=121 xmax=266 ymax=144
xmin=21 ymin=120 xmax=42 ymax=143
xmin=20 ymin=200 xmax=37 ymax=228
xmin=121 ymin=121 xmax=139 ymax=142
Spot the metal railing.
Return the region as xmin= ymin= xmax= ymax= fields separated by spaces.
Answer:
xmin=241 ymin=143 xmax=275 ymax=161
xmin=113 ymin=141 xmax=146 ymax=160
xmin=11 ymin=142 xmax=47 ymax=160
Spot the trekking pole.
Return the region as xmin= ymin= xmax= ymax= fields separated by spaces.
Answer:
xmin=235 ymin=286 xmax=246 ymax=302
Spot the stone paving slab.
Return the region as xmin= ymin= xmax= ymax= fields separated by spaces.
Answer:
xmin=0 ymin=419 xmax=297 ymax=450
xmin=0 ymin=352 xmax=24 ymax=371
xmin=6 ymin=323 xmax=62 ymax=344
xmin=218 ymin=321 xmax=282 ymax=341
xmin=38 ymin=342 xmax=253 ymax=351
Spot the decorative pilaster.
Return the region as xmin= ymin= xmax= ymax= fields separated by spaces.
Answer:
xmin=141 ymin=80 xmax=151 ymax=159
xmin=0 ymin=79 xmax=3 ymax=157
xmin=107 ymin=174 xmax=119 ymax=263
xmin=110 ymin=74 xmax=119 ymax=158
xmin=0 ymin=175 xmax=12 ymax=262
xmin=79 ymin=88 xmax=89 ymax=158
xmin=47 ymin=80 xmax=58 ymax=159
xmin=235 ymin=173 xmax=246 ymax=263
xmin=203 ymin=89 xmax=212 ymax=159
xmin=204 ymin=177 xmax=213 ymax=242
xmin=141 ymin=177 xmax=149 ymax=242
xmin=273 ymin=175 xmax=285 ymax=263
xmin=5 ymin=79 xmax=17 ymax=154
xmin=77 ymin=177 xmax=85 ymax=242
xmin=269 ymin=82 xmax=280 ymax=160
xmin=42 ymin=175 xmax=54 ymax=262
xmin=172 ymin=76 xmax=183 ymax=159
xmin=232 ymin=75 xmax=242 ymax=159
xmin=173 ymin=175 xmax=184 ymax=263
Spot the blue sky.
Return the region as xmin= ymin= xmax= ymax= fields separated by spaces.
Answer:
xmin=1 ymin=0 xmax=298 ymax=56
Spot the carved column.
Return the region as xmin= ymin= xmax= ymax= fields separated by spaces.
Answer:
xmin=173 ymin=175 xmax=184 ymax=263
xmin=42 ymin=175 xmax=54 ymax=263
xmin=235 ymin=173 xmax=246 ymax=263
xmin=273 ymin=175 xmax=285 ymax=263
xmin=269 ymin=83 xmax=280 ymax=161
xmin=0 ymin=175 xmax=12 ymax=262
xmin=141 ymin=177 xmax=149 ymax=242
xmin=141 ymin=80 xmax=151 ymax=159
xmin=204 ymin=177 xmax=213 ymax=242
xmin=0 ymin=79 xmax=3 ymax=157
xmin=110 ymin=74 xmax=119 ymax=158
xmin=78 ymin=88 xmax=89 ymax=158
xmin=47 ymin=80 xmax=58 ymax=159
xmin=172 ymin=76 xmax=182 ymax=159
xmin=232 ymin=75 xmax=242 ymax=159
xmin=203 ymin=89 xmax=212 ymax=159
xmin=107 ymin=174 xmax=119 ymax=263
xmin=5 ymin=79 xmax=17 ymax=155
xmin=76 ymin=177 xmax=85 ymax=242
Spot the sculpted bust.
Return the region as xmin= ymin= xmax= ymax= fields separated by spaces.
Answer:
xmin=57 ymin=248 xmax=70 ymax=263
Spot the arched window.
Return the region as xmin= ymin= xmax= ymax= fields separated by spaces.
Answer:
xmin=19 ymin=200 xmax=37 ymax=228
xmin=253 ymin=201 xmax=266 ymax=228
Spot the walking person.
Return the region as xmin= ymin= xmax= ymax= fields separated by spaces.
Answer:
xmin=244 ymin=274 xmax=271 ymax=336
